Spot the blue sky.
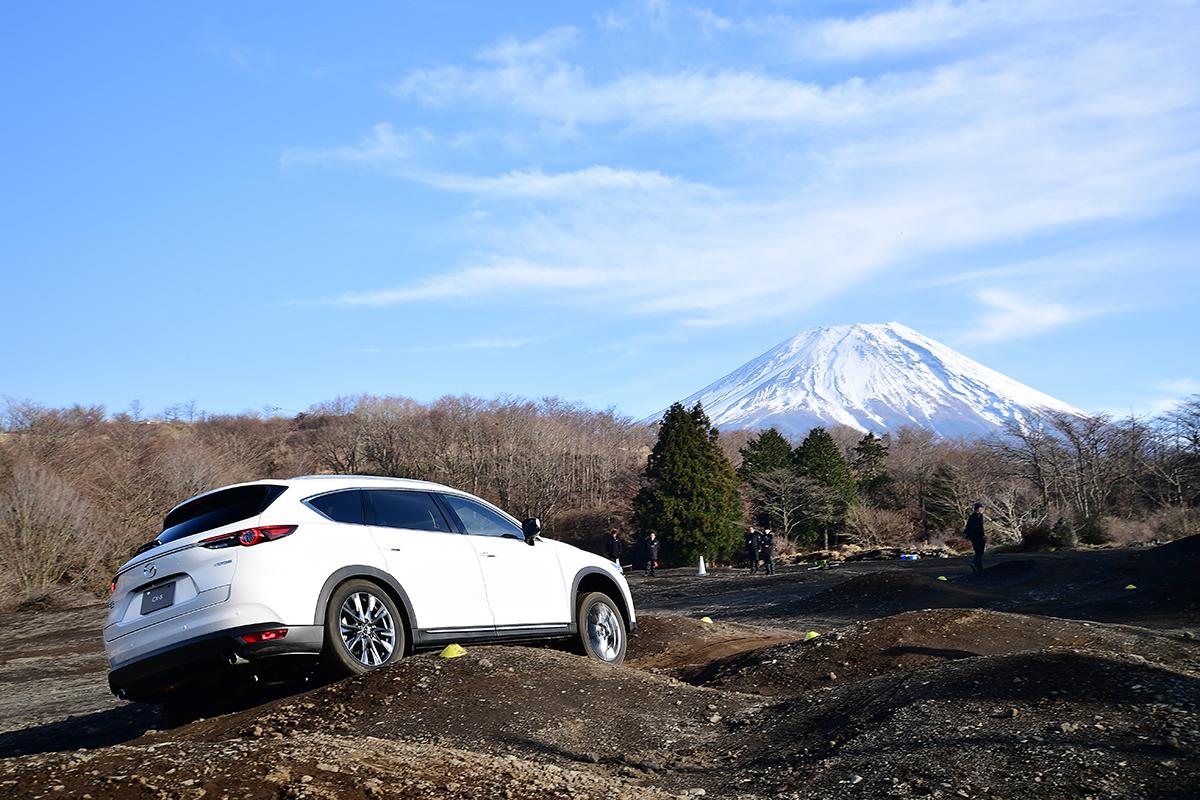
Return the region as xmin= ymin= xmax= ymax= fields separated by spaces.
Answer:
xmin=3 ymin=0 xmax=1198 ymax=421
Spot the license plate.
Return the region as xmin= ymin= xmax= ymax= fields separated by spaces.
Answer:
xmin=140 ymin=582 xmax=176 ymax=615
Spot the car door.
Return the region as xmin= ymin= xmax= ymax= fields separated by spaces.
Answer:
xmin=437 ymin=493 xmax=570 ymax=631
xmin=364 ymin=489 xmax=494 ymax=634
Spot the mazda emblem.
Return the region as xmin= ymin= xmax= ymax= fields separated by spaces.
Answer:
xmin=143 ymin=563 xmax=157 ymax=578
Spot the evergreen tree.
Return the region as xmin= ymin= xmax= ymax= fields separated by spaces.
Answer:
xmin=633 ymin=403 xmax=743 ymax=566
xmin=736 ymin=428 xmax=794 ymax=481
xmin=795 ymin=427 xmax=859 ymax=502
xmin=853 ymin=432 xmax=897 ymax=507
xmin=794 ymin=427 xmax=858 ymax=548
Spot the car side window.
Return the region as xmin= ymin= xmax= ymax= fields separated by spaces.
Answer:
xmin=306 ymin=490 xmax=365 ymax=524
xmin=367 ymin=490 xmax=451 ymax=532
xmin=440 ymin=494 xmax=522 ymax=539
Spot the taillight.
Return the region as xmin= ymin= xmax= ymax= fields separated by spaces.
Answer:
xmin=110 ymin=577 xmax=117 ymax=594
xmin=200 ymin=525 xmax=297 ymax=549
xmin=240 ymin=628 xmax=288 ymax=644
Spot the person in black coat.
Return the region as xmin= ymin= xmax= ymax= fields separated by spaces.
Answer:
xmin=603 ymin=532 xmax=623 ymax=565
xmin=745 ymin=528 xmax=761 ymax=574
xmin=964 ymin=502 xmax=986 ymax=572
xmin=760 ymin=529 xmax=776 ymax=575
xmin=643 ymin=532 xmax=660 ymax=577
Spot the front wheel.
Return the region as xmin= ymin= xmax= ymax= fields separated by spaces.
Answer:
xmin=575 ymin=592 xmax=627 ymax=664
xmin=323 ymin=579 xmax=406 ymax=676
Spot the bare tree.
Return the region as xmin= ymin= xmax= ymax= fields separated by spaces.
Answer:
xmin=748 ymin=467 xmax=809 ymax=542
xmin=0 ymin=459 xmax=95 ymax=596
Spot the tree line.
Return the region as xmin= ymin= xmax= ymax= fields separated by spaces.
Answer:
xmin=0 ymin=393 xmax=1196 ymax=603
xmin=635 ymin=399 xmax=1200 ymax=565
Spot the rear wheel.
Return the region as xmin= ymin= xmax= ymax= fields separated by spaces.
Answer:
xmin=323 ymin=579 xmax=406 ymax=676
xmin=575 ymin=591 xmax=626 ymax=664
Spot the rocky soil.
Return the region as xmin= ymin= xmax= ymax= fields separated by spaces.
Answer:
xmin=1 ymin=539 xmax=1197 ymax=798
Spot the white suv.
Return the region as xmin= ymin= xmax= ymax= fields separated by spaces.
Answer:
xmin=105 ymin=476 xmax=636 ymax=703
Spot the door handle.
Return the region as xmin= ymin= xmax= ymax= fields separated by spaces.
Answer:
xmin=479 ymin=552 xmax=496 ymax=558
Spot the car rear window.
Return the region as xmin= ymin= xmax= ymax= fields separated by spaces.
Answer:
xmin=159 ymin=484 xmax=287 ymax=545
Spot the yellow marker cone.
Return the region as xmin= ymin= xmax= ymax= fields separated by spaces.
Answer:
xmin=804 ymin=631 xmax=821 ymax=641
xmin=439 ymin=643 xmax=467 ymax=659
xmin=700 ymin=616 xmax=713 ymax=624
xmin=1125 ymin=584 xmax=1137 ymax=590
xmin=937 ymin=576 xmax=948 ymax=581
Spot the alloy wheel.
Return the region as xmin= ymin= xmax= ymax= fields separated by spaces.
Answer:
xmin=586 ymin=601 xmax=622 ymax=662
xmin=337 ymin=591 xmax=397 ymax=667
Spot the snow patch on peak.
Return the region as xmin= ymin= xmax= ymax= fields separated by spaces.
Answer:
xmin=659 ymin=323 xmax=1084 ymax=438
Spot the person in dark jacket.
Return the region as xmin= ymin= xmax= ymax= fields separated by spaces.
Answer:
xmin=603 ymin=532 xmax=623 ymax=565
xmin=760 ymin=528 xmax=776 ymax=575
xmin=644 ymin=532 xmax=660 ymax=577
xmin=745 ymin=527 xmax=761 ymax=574
xmin=964 ymin=502 xmax=986 ymax=572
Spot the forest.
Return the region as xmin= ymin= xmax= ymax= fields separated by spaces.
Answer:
xmin=0 ymin=393 xmax=1196 ymax=605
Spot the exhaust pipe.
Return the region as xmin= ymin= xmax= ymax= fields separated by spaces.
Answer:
xmin=114 ymin=687 xmax=127 ymax=700
xmin=226 ymin=651 xmax=250 ymax=666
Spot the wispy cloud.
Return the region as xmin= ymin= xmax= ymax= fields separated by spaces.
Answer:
xmin=289 ymin=0 xmax=1200 ymax=328
xmin=343 ymin=337 xmax=537 ymax=355
xmin=968 ymin=288 xmax=1090 ymax=342
xmin=206 ymin=40 xmax=272 ymax=73
xmin=801 ymin=0 xmax=1123 ymax=61
xmin=425 ymin=166 xmax=689 ymax=198
xmin=1117 ymin=377 xmax=1200 ymax=417
xmin=283 ymin=125 xmax=688 ymax=199
xmin=1157 ymin=378 xmax=1200 ymax=396
xmin=281 ymin=123 xmax=426 ymax=169
xmin=478 ymin=26 xmax=579 ymax=63
xmin=330 ymin=261 xmax=608 ymax=306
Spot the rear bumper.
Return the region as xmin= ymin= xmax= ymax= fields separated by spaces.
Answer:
xmin=107 ymin=623 xmax=323 ymax=701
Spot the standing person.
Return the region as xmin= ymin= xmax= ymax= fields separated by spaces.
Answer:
xmin=760 ymin=529 xmax=775 ymax=575
xmin=603 ymin=532 xmax=623 ymax=567
xmin=964 ymin=502 xmax=986 ymax=573
xmin=744 ymin=527 xmax=761 ymax=574
xmin=644 ymin=531 xmax=660 ymax=577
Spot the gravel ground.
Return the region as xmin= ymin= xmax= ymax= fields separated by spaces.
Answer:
xmin=0 ymin=538 xmax=1197 ymax=798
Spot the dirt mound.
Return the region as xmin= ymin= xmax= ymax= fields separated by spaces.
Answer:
xmin=732 ymin=648 xmax=1200 ymax=798
xmin=1144 ymin=532 xmax=1200 ymax=562
xmin=799 ymin=569 xmax=985 ymax=613
xmin=1034 ymin=536 xmax=1200 ymax=626
xmin=2 ymin=731 xmax=679 ymax=799
xmin=690 ymin=608 xmax=1200 ymax=697
xmin=176 ymin=644 xmax=764 ymax=774
xmin=961 ymin=558 xmax=1040 ymax=584
xmin=627 ymin=613 xmax=800 ymax=671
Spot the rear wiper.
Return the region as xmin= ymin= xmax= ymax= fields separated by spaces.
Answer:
xmin=132 ymin=538 xmax=161 ymax=558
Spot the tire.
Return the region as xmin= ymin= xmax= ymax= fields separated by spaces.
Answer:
xmin=575 ymin=591 xmax=627 ymax=665
xmin=323 ymin=579 xmax=406 ymax=676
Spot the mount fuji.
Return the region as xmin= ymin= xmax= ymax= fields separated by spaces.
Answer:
xmin=660 ymin=322 xmax=1086 ymax=439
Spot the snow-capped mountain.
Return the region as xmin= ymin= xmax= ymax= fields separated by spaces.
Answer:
xmin=660 ymin=322 xmax=1085 ymax=438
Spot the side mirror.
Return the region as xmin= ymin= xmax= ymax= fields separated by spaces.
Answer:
xmin=521 ymin=517 xmax=541 ymax=546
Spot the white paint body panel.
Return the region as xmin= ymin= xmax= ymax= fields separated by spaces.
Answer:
xmin=369 ymin=524 xmax=492 ymax=631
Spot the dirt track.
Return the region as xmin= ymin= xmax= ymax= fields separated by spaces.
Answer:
xmin=1 ymin=542 xmax=1198 ymax=798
